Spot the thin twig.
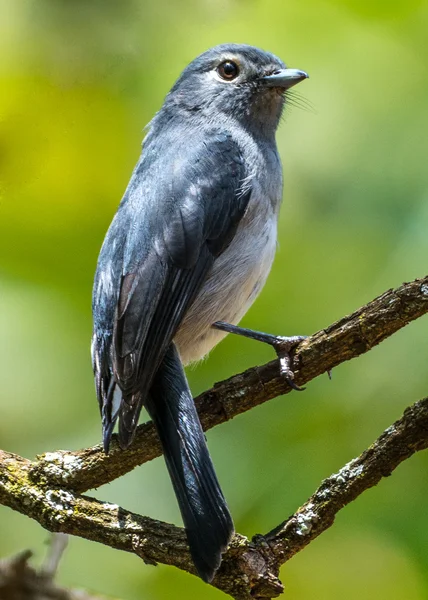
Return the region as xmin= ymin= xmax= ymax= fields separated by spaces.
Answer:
xmin=40 ymin=533 xmax=69 ymax=579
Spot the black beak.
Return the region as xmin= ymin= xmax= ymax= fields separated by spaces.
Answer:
xmin=262 ymin=68 xmax=309 ymax=89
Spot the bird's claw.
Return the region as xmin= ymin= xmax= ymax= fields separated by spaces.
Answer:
xmin=271 ymin=335 xmax=307 ymax=391
xmin=212 ymin=322 xmax=307 ymax=391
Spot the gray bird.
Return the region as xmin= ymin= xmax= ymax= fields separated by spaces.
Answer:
xmin=92 ymin=43 xmax=308 ymax=582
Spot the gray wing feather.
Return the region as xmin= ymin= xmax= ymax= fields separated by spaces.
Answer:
xmin=92 ymin=131 xmax=251 ymax=450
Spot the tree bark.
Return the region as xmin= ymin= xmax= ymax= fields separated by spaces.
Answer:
xmin=1 ymin=276 xmax=428 ymax=599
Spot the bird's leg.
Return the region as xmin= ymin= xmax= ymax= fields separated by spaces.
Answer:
xmin=212 ymin=321 xmax=307 ymax=391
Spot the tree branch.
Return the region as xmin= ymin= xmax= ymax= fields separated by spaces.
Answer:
xmin=0 ymin=536 xmax=108 ymax=600
xmin=1 ymin=276 xmax=428 ymax=598
xmin=1 ymin=399 xmax=428 ymax=598
xmin=28 ymin=275 xmax=428 ymax=493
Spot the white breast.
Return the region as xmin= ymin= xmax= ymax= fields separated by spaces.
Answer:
xmin=174 ymin=191 xmax=278 ymax=364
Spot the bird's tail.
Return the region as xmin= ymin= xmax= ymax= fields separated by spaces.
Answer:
xmin=145 ymin=343 xmax=234 ymax=582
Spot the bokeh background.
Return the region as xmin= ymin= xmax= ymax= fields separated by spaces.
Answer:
xmin=1 ymin=1 xmax=428 ymax=598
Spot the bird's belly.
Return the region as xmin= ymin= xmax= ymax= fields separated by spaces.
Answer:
xmin=174 ymin=212 xmax=277 ymax=364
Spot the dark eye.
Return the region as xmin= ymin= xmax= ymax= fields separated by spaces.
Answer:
xmin=217 ymin=61 xmax=239 ymax=81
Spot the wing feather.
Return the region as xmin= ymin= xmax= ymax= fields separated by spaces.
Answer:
xmin=92 ymin=131 xmax=251 ymax=449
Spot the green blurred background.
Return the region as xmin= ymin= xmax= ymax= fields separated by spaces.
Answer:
xmin=1 ymin=0 xmax=428 ymax=598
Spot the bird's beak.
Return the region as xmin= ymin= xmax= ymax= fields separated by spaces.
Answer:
xmin=262 ymin=68 xmax=309 ymax=89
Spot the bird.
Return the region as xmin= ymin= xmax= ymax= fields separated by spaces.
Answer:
xmin=91 ymin=43 xmax=308 ymax=583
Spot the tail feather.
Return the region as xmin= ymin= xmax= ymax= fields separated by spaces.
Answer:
xmin=117 ymin=390 xmax=144 ymax=450
xmin=145 ymin=343 xmax=234 ymax=582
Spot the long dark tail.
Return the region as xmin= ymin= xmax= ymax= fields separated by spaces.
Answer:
xmin=145 ymin=343 xmax=234 ymax=582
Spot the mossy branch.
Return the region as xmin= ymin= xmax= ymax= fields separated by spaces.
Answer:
xmin=1 ymin=400 xmax=428 ymax=598
xmin=1 ymin=276 xmax=428 ymax=598
xmin=29 ymin=275 xmax=428 ymax=493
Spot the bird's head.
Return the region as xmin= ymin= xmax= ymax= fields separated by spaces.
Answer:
xmin=159 ymin=44 xmax=308 ymax=136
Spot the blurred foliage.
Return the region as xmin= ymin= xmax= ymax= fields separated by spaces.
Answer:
xmin=1 ymin=0 xmax=428 ymax=598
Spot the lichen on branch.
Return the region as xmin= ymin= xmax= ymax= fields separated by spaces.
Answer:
xmin=1 ymin=276 xmax=428 ymax=599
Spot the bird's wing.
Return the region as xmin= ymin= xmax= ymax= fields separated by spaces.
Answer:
xmin=92 ymin=131 xmax=251 ymax=449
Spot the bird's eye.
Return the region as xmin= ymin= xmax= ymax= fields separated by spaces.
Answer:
xmin=217 ymin=61 xmax=239 ymax=81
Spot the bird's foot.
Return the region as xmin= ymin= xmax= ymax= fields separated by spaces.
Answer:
xmin=212 ymin=321 xmax=307 ymax=391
